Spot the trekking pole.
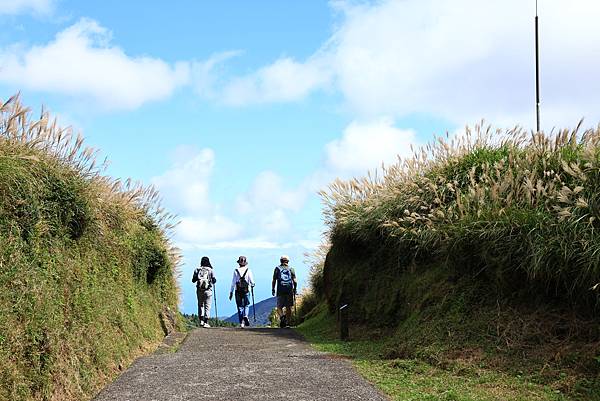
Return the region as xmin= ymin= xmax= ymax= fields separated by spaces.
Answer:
xmin=293 ymin=291 xmax=297 ymax=325
xmin=213 ymin=283 xmax=218 ymax=327
xmin=251 ymin=286 xmax=256 ymax=323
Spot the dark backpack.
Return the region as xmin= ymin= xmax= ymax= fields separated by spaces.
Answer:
xmin=236 ymin=268 xmax=249 ymax=294
xmin=277 ymin=266 xmax=294 ymax=294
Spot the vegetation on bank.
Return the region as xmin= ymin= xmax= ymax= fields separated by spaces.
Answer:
xmin=0 ymin=96 xmax=181 ymax=401
xmin=299 ymin=123 xmax=600 ymax=400
xmin=322 ymin=123 xmax=600 ymax=304
xmin=180 ymin=314 xmax=237 ymax=329
xmin=298 ymin=307 xmax=584 ymax=401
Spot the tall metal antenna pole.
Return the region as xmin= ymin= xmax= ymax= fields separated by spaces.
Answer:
xmin=535 ymin=0 xmax=541 ymax=132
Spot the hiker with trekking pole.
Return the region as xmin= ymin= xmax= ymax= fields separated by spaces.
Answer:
xmin=192 ymin=256 xmax=217 ymax=328
xmin=272 ymin=255 xmax=297 ymax=328
xmin=229 ymin=256 xmax=255 ymax=328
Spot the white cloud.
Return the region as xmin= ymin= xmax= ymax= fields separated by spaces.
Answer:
xmin=153 ymin=120 xmax=414 ymax=252
xmin=236 ymin=171 xmax=305 ymax=214
xmin=259 ymin=209 xmax=292 ymax=235
xmin=177 ymin=215 xmax=242 ymax=245
xmin=220 ymin=55 xmax=333 ymax=105
xmin=179 ymin=237 xmax=315 ymax=251
xmin=0 ymin=18 xmax=190 ymax=110
xmin=152 ymin=147 xmax=244 ymax=248
xmin=0 ymin=0 xmax=53 ymax=15
xmin=325 ymin=118 xmax=418 ymax=176
xmin=328 ymin=0 xmax=540 ymax=125
xmin=180 ymin=238 xmax=281 ymax=251
xmin=191 ymin=50 xmax=242 ymax=96
xmin=235 ymin=170 xmax=309 ymax=236
xmin=153 ymin=148 xmax=316 ymax=249
xmin=152 ymin=147 xmax=215 ymax=214
xmin=227 ymin=119 xmax=419 ymax=234
xmin=216 ymin=0 xmax=600 ymax=129
xmin=221 ymin=119 xmax=419 ymax=243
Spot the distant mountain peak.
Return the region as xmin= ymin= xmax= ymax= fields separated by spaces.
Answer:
xmin=224 ymin=297 xmax=277 ymax=326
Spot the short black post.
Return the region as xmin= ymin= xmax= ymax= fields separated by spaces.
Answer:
xmin=339 ymin=304 xmax=349 ymax=341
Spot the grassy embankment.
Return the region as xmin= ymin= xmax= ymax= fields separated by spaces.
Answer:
xmin=0 ymin=96 xmax=181 ymax=401
xmin=298 ymin=123 xmax=600 ymax=401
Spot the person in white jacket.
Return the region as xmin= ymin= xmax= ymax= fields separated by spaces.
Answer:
xmin=229 ymin=256 xmax=255 ymax=328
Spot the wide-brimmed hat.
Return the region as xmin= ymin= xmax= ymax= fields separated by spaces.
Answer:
xmin=237 ymin=256 xmax=248 ymax=266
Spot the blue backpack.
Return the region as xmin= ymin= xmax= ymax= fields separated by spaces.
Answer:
xmin=277 ymin=266 xmax=294 ymax=294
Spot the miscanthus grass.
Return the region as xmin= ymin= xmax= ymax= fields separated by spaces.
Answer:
xmin=321 ymin=122 xmax=600 ymax=301
xmin=0 ymin=94 xmax=180 ymax=243
xmin=0 ymin=95 xmax=181 ymax=401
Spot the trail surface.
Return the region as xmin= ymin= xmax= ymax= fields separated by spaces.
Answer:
xmin=94 ymin=327 xmax=387 ymax=401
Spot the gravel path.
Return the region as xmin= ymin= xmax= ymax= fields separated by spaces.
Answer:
xmin=93 ymin=327 xmax=388 ymax=401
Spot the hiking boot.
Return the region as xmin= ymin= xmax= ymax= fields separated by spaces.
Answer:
xmin=243 ymin=317 xmax=250 ymax=327
xmin=199 ymin=321 xmax=205 ymax=328
xmin=204 ymin=322 xmax=211 ymax=328
xmin=240 ymin=321 xmax=245 ymax=328
xmin=280 ymin=315 xmax=287 ymax=328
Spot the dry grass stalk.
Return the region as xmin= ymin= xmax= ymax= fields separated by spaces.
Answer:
xmin=320 ymin=121 xmax=600 ymax=294
xmin=0 ymin=94 xmax=182 ymax=277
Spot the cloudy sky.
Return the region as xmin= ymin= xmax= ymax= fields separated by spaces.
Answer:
xmin=2 ymin=0 xmax=599 ymax=316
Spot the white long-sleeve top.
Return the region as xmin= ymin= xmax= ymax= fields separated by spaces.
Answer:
xmin=230 ymin=266 xmax=255 ymax=293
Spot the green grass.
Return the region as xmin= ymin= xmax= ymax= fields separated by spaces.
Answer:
xmin=180 ymin=314 xmax=238 ymax=329
xmin=0 ymin=96 xmax=180 ymax=401
xmin=297 ymin=308 xmax=597 ymax=401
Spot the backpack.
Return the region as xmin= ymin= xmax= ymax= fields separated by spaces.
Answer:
xmin=196 ymin=267 xmax=210 ymax=290
xmin=236 ymin=268 xmax=249 ymax=294
xmin=277 ymin=266 xmax=294 ymax=294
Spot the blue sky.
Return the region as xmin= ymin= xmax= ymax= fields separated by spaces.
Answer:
xmin=2 ymin=0 xmax=600 ymax=317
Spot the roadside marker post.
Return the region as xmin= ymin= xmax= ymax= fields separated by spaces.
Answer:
xmin=339 ymin=304 xmax=349 ymax=341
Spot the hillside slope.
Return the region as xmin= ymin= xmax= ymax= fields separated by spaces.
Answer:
xmin=0 ymin=96 xmax=180 ymax=401
xmin=301 ymin=124 xmax=600 ymax=400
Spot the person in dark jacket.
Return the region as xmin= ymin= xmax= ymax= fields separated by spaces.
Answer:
xmin=192 ymin=256 xmax=217 ymax=328
xmin=272 ymin=255 xmax=297 ymax=328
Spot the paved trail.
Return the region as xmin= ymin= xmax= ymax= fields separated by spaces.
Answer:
xmin=94 ymin=327 xmax=388 ymax=401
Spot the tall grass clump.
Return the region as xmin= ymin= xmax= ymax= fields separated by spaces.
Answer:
xmin=0 ymin=95 xmax=181 ymax=401
xmin=296 ymin=242 xmax=330 ymax=322
xmin=321 ymin=122 xmax=600 ymax=309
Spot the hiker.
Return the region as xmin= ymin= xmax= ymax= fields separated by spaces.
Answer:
xmin=272 ymin=255 xmax=297 ymax=328
xmin=192 ymin=256 xmax=217 ymax=328
xmin=229 ymin=256 xmax=255 ymax=328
